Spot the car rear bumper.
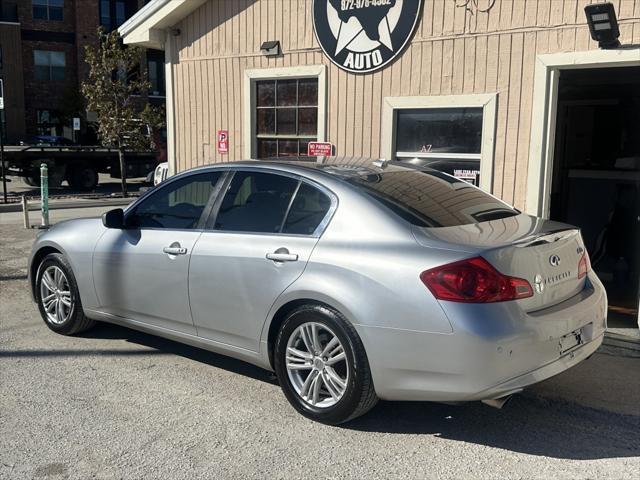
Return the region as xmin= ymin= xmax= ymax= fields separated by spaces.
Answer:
xmin=355 ymin=273 xmax=607 ymax=402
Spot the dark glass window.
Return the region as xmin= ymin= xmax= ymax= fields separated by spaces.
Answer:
xmin=127 ymin=172 xmax=221 ymax=229
xmin=340 ymin=169 xmax=518 ymax=228
xmin=255 ymin=78 xmax=318 ymax=159
xmin=395 ymin=107 xmax=484 ymax=186
xmin=34 ymin=50 xmax=65 ymax=81
xmin=396 ymin=108 xmax=483 ymax=155
xmin=215 ymin=172 xmax=298 ymax=233
xmin=100 ymin=0 xmax=110 ymax=27
xmin=147 ymin=53 xmax=165 ymax=96
xmin=282 ymin=183 xmax=331 ymax=235
xmin=33 ymin=0 xmax=63 ymax=21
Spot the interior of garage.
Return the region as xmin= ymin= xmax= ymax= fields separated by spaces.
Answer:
xmin=550 ymin=66 xmax=640 ymax=339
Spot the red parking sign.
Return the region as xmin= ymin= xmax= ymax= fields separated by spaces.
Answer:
xmin=307 ymin=142 xmax=333 ymax=157
xmin=217 ymin=130 xmax=229 ymax=154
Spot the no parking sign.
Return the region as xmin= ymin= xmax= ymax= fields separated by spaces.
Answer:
xmin=217 ymin=130 xmax=229 ymax=155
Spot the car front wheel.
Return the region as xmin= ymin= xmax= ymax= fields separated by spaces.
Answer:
xmin=35 ymin=253 xmax=95 ymax=335
xmin=274 ymin=305 xmax=377 ymax=424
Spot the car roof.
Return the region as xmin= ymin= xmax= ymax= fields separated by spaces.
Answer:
xmin=183 ymin=156 xmax=429 ymax=183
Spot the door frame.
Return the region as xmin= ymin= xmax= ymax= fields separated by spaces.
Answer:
xmin=525 ymin=48 xmax=640 ymax=218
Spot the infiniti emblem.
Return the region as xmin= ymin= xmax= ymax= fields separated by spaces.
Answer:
xmin=549 ymin=254 xmax=561 ymax=267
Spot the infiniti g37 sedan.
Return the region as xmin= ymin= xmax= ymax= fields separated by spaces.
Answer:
xmin=28 ymin=158 xmax=607 ymax=424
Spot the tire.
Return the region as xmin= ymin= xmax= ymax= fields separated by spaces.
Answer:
xmin=35 ymin=253 xmax=95 ymax=335
xmin=69 ymin=166 xmax=98 ymax=190
xmin=23 ymin=175 xmax=39 ymax=187
xmin=274 ymin=305 xmax=378 ymax=425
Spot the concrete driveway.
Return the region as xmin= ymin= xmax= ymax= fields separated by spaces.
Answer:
xmin=1 ymin=218 xmax=639 ymax=479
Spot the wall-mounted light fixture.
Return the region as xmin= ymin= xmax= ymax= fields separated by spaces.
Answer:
xmin=584 ymin=2 xmax=621 ymax=49
xmin=260 ymin=41 xmax=281 ymax=57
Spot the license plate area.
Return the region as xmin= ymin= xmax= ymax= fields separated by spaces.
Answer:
xmin=559 ymin=328 xmax=584 ymax=354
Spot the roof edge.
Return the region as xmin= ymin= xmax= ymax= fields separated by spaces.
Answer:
xmin=118 ymin=0 xmax=207 ymax=48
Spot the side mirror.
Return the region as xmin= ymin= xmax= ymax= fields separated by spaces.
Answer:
xmin=102 ymin=208 xmax=125 ymax=229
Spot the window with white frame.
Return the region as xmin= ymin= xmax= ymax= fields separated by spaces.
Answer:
xmin=34 ymin=50 xmax=65 ymax=81
xmin=255 ymin=78 xmax=318 ymax=158
xmin=244 ymin=66 xmax=327 ymax=160
xmin=382 ymin=94 xmax=497 ymax=191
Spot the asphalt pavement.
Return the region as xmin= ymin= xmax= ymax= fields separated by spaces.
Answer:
xmin=1 ymin=214 xmax=639 ymax=479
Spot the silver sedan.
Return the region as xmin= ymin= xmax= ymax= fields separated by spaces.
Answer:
xmin=28 ymin=158 xmax=607 ymax=424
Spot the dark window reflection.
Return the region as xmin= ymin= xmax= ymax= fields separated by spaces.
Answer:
xmin=396 ymin=108 xmax=483 ymax=154
xmin=255 ymin=78 xmax=319 ymax=159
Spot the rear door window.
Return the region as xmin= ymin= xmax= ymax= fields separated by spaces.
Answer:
xmin=282 ymin=183 xmax=332 ymax=235
xmin=344 ymin=169 xmax=518 ymax=227
xmin=214 ymin=171 xmax=299 ymax=233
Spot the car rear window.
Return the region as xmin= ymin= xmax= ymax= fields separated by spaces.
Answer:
xmin=344 ymin=169 xmax=519 ymax=228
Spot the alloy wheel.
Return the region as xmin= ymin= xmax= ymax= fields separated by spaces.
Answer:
xmin=285 ymin=322 xmax=349 ymax=408
xmin=40 ymin=266 xmax=73 ymax=325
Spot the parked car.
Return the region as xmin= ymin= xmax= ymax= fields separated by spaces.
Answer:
xmin=28 ymin=158 xmax=607 ymax=424
xmin=20 ymin=136 xmax=78 ymax=147
xmin=153 ymin=161 xmax=169 ymax=185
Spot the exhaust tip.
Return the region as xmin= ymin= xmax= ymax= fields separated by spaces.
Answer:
xmin=481 ymin=394 xmax=514 ymax=409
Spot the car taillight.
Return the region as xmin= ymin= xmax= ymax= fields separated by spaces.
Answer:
xmin=420 ymin=257 xmax=533 ymax=303
xmin=578 ymin=251 xmax=590 ymax=279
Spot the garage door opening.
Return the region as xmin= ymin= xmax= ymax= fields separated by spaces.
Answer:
xmin=550 ymin=66 xmax=640 ymax=339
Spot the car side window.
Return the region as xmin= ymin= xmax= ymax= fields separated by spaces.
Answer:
xmin=214 ymin=171 xmax=299 ymax=233
xmin=282 ymin=183 xmax=332 ymax=235
xmin=127 ymin=172 xmax=221 ymax=229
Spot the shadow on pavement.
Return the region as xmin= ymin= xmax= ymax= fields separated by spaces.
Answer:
xmin=78 ymin=323 xmax=278 ymax=386
xmin=30 ymin=322 xmax=640 ymax=461
xmin=347 ymin=396 xmax=640 ymax=460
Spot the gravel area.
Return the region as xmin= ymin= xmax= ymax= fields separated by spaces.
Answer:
xmin=1 ymin=222 xmax=639 ymax=479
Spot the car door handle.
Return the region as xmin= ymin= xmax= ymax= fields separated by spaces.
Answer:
xmin=163 ymin=246 xmax=188 ymax=255
xmin=266 ymin=252 xmax=298 ymax=262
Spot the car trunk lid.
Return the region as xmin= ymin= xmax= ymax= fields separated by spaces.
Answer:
xmin=413 ymin=214 xmax=588 ymax=311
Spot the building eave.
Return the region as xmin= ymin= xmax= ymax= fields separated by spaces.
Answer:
xmin=118 ymin=0 xmax=207 ymax=49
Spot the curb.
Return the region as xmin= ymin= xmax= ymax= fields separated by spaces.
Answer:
xmin=0 ymin=198 xmax=133 ymax=213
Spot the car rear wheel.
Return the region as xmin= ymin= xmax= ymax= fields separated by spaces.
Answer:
xmin=35 ymin=253 xmax=95 ymax=335
xmin=274 ymin=305 xmax=377 ymax=424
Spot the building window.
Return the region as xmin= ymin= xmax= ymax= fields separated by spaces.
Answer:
xmin=32 ymin=0 xmax=63 ymax=21
xmin=36 ymin=110 xmax=60 ymax=136
xmin=34 ymin=50 xmax=65 ymax=81
xmin=254 ymin=78 xmax=318 ymax=158
xmin=100 ymin=0 xmax=128 ymax=30
xmin=395 ymin=108 xmax=483 ymax=184
xmin=244 ymin=66 xmax=327 ymax=160
xmin=100 ymin=0 xmax=110 ymax=27
xmin=147 ymin=56 xmax=165 ymax=97
xmin=382 ymin=94 xmax=497 ymax=192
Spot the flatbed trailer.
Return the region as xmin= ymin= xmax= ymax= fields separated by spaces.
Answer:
xmin=1 ymin=145 xmax=161 ymax=190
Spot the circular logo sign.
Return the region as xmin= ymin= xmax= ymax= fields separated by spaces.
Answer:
xmin=313 ymin=0 xmax=423 ymax=74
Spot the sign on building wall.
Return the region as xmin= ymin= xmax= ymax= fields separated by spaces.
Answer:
xmin=308 ymin=141 xmax=334 ymax=156
xmin=313 ymin=0 xmax=424 ymax=74
xmin=217 ymin=130 xmax=229 ymax=155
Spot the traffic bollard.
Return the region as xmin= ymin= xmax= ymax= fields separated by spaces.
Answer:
xmin=21 ymin=195 xmax=29 ymax=229
xmin=40 ymin=163 xmax=49 ymax=228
